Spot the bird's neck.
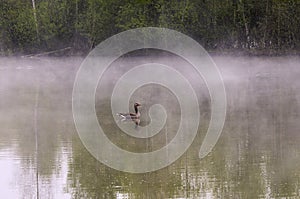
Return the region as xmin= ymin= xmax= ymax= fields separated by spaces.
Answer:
xmin=134 ymin=106 xmax=139 ymax=114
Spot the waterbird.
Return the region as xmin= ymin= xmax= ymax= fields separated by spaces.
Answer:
xmin=116 ymin=102 xmax=141 ymax=125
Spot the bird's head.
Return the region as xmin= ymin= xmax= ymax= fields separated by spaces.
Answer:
xmin=134 ymin=102 xmax=141 ymax=107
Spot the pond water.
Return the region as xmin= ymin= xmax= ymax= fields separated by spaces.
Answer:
xmin=0 ymin=55 xmax=300 ymax=198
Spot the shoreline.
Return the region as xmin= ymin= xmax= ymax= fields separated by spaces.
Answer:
xmin=0 ymin=47 xmax=299 ymax=58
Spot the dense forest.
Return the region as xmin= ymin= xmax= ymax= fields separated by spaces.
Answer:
xmin=0 ymin=0 xmax=299 ymax=55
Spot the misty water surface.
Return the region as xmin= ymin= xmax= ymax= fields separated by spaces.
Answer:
xmin=0 ymin=55 xmax=300 ymax=198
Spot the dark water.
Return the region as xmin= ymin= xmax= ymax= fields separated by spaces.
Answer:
xmin=0 ymin=56 xmax=300 ymax=198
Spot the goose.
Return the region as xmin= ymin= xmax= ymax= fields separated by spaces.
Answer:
xmin=116 ymin=102 xmax=141 ymax=125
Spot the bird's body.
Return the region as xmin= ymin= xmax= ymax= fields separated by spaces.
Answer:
xmin=116 ymin=102 xmax=141 ymax=125
xmin=117 ymin=112 xmax=140 ymax=120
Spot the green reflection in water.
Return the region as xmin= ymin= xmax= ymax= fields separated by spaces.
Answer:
xmin=0 ymin=57 xmax=300 ymax=198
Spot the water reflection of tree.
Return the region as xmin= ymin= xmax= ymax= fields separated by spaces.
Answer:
xmin=227 ymin=58 xmax=300 ymax=198
xmin=69 ymin=135 xmax=186 ymax=198
xmin=180 ymin=57 xmax=300 ymax=198
xmin=67 ymin=57 xmax=300 ymax=198
xmin=3 ymin=57 xmax=300 ymax=198
xmin=0 ymin=58 xmax=79 ymax=198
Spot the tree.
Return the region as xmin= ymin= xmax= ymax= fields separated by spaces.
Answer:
xmin=0 ymin=1 xmax=37 ymax=53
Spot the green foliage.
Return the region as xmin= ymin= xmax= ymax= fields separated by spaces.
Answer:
xmin=0 ymin=0 xmax=299 ymax=54
xmin=0 ymin=1 xmax=37 ymax=52
xmin=116 ymin=0 xmax=158 ymax=30
xmin=37 ymin=0 xmax=76 ymax=49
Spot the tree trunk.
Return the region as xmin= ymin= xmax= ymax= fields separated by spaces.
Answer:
xmin=277 ymin=2 xmax=281 ymax=49
xmin=263 ymin=0 xmax=269 ymax=48
xmin=31 ymin=0 xmax=40 ymax=43
xmin=239 ymin=0 xmax=250 ymax=48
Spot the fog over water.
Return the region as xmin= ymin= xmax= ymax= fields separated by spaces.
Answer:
xmin=0 ymin=55 xmax=300 ymax=198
